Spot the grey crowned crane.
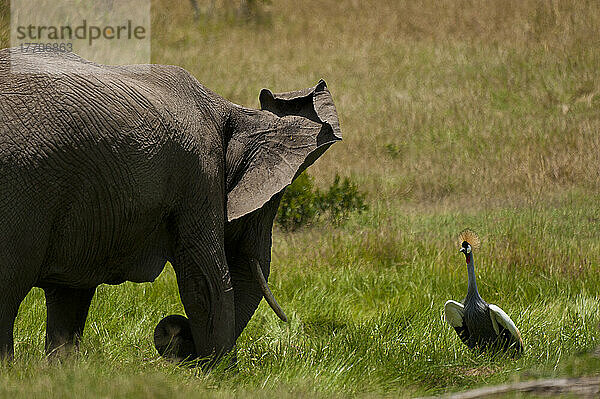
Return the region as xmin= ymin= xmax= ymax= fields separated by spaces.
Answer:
xmin=444 ymin=229 xmax=523 ymax=355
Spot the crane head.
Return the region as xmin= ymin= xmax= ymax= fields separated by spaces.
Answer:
xmin=458 ymin=229 xmax=480 ymax=261
xmin=459 ymin=241 xmax=472 ymax=254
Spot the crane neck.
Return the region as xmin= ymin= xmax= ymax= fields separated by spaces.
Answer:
xmin=465 ymin=252 xmax=481 ymax=301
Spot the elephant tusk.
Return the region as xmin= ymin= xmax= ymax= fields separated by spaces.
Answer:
xmin=250 ymin=258 xmax=288 ymax=322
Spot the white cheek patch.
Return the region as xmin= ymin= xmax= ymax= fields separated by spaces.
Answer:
xmin=466 ymin=246 xmax=472 ymax=254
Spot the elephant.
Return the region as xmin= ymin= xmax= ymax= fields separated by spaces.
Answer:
xmin=0 ymin=47 xmax=341 ymax=364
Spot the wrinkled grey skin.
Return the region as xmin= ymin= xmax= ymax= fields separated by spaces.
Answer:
xmin=0 ymin=48 xmax=341 ymax=364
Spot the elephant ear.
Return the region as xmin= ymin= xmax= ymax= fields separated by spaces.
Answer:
xmin=226 ymin=80 xmax=342 ymax=221
xmin=258 ymin=79 xmax=341 ymax=138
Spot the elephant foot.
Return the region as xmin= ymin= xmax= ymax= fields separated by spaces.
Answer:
xmin=153 ymin=315 xmax=197 ymax=363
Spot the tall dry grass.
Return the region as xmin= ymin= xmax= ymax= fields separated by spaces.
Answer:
xmin=147 ymin=0 xmax=600 ymax=210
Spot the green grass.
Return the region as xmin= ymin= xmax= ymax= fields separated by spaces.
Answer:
xmin=2 ymin=0 xmax=600 ymax=397
xmin=4 ymin=191 xmax=600 ymax=397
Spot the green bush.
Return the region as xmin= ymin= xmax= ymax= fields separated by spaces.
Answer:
xmin=276 ymin=172 xmax=320 ymax=231
xmin=319 ymin=174 xmax=368 ymax=223
xmin=276 ymin=172 xmax=368 ymax=231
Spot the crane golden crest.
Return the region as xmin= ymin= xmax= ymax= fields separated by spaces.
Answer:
xmin=458 ymin=229 xmax=480 ymax=249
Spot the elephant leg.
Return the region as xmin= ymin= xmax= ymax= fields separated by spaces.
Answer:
xmin=0 ymin=259 xmax=35 ymax=360
xmin=0 ymin=306 xmax=20 ymax=360
xmin=43 ymin=286 xmax=96 ymax=356
xmin=168 ymin=218 xmax=236 ymax=366
xmin=0 ymin=233 xmax=48 ymax=359
xmin=0 ymin=288 xmax=31 ymax=360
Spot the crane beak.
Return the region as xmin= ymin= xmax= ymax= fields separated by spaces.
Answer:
xmin=459 ymin=248 xmax=466 ymax=254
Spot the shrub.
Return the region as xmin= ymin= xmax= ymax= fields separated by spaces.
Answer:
xmin=276 ymin=172 xmax=320 ymax=231
xmin=319 ymin=174 xmax=368 ymax=224
xmin=276 ymin=172 xmax=368 ymax=231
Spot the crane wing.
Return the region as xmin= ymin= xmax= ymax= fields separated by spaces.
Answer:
xmin=444 ymin=300 xmax=470 ymax=344
xmin=489 ymin=304 xmax=524 ymax=352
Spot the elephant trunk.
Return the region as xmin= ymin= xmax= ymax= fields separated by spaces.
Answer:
xmin=225 ymin=195 xmax=286 ymax=339
xmin=154 ymin=253 xmax=236 ymax=366
xmin=154 ymin=285 xmax=235 ymax=366
xmin=229 ymin=256 xmax=272 ymax=339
